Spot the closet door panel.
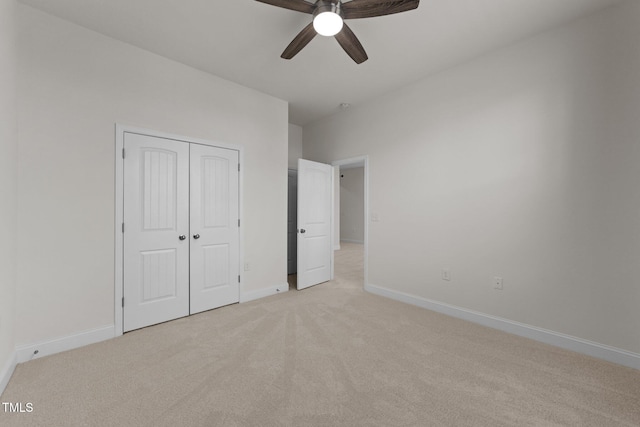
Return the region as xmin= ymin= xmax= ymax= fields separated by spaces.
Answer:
xmin=190 ymin=144 xmax=240 ymax=314
xmin=123 ymin=133 xmax=190 ymax=332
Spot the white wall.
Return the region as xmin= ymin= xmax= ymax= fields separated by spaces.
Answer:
xmin=0 ymin=0 xmax=17 ymax=386
xmin=340 ymin=167 xmax=365 ymax=243
xmin=304 ymin=0 xmax=640 ymax=355
xmin=288 ymin=123 xmax=302 ymax=170
xmin=16 ymin=5 xmax=288 ymax=347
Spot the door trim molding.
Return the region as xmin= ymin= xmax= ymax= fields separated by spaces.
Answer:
xmin=331 ymin=156 xmax=369 ymax=289
xmin=114 ymin=124 xmax=244 ymax=336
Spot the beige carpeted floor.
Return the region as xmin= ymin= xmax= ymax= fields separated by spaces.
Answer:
xmin=2 ymin=243 xmax=640 ymax=426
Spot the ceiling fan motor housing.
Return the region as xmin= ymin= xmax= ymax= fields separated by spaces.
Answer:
xmin=314 ymin=0 xmax=343 ymax=19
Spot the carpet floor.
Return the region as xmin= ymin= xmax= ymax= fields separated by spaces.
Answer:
xmin=1 ymin=243 xmax=639 ymax=426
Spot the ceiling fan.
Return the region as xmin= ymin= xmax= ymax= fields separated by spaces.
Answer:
xmin=256 ymin=0 xmax=420 ymax=64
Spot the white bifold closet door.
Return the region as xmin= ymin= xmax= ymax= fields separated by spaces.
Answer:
xmin=123 ymin=132 xmax=239 ymax=332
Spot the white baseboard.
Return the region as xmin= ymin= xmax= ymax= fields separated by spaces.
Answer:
xmin=0 ymin=351 xmax=17 ymax=397
xmin=365 ymin=283 xmax=640 ymax=371
xmin=333 ymin=244 xmax=341 ymax=250
xmin=15 ymin=325 xmax=115 ymax=364
xmin=240 ymin=283 xmax=289 ymax=303
xmin=340 ymin=239 xmax=364 ymax=244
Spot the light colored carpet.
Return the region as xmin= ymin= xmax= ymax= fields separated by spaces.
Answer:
xmin=2 ymin=243 xmax=640 ymax=426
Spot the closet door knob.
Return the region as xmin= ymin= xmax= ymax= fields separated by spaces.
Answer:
xmin=299 ymin=229 xmax=306 ymax=234
xmin=179 ymin=235 xmax=186 ymax=241
xmin=193 ymin=234 xmax=200 ymax=240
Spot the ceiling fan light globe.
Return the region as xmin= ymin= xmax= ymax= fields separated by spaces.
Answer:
xmin=313 ymin=12 xmax=343 ymax=37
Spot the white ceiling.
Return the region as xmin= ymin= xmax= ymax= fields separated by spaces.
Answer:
xmin=19 ymin=0 xmax=624 ymax=125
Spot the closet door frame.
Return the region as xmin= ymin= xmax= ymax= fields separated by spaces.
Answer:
xmin=114 ymin=124 xmax=244 ymax=337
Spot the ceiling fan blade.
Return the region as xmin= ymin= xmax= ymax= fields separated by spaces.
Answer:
xmin=281 ymin=23 xmax=317 ymax=59
xmin=342 ymin=0 xmax=419 ymax=20
xmin=334 ymin=23 xmax=368 ymax=64
xmin=255 ymin=0 xmax=315 ymax=14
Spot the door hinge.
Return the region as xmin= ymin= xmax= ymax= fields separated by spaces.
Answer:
xmin=122 ymin=148 xmax=125 ymax=159
xmin=238 ymin=275 xmax=240 ymax=283
xmin=238 ymin=219 xmax=240 ymax=227
xmin=122 ymin=297 xmax=124 ymax=308
xmin=238 ymin=163 xmax=240 ymax=172
xmin=122 ymin=223 xmax=125 ymax=233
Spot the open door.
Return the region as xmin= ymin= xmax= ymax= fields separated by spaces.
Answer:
xmin=297 ymin=159 xmax=333 ymax=290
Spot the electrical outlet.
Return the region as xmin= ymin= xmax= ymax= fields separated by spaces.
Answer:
xmin=442 ymin=269 xmax=451 ymax=282
xmin=371 ymin=212 xmax=380 ymax=222
xmin=494 ymin=276 xmax=503 ymax=290
xmin=244 ymin=263 xmax=250 ymax=271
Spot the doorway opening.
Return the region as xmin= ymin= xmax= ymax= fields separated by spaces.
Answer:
xmin=332 ymin=156 xmax=369 ymax=289
xmin=287 ymin=169 xmax=297 ymax=290
xmin=286 ymin=156 xmax=368 ymax=291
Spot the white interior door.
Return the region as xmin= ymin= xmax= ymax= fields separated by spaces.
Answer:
xmin=189 ymin=143 xmax=240 ymax=314
xmin=123 ymin=133 xmax=190 ymax=332
xmin=297 ymin=159 xmax=333 ymax=290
